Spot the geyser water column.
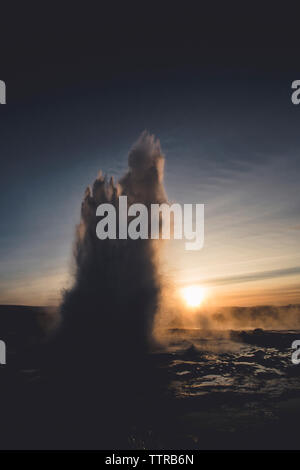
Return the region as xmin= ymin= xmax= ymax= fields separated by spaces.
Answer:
xmin=58 ymin=132 xmax=167 ymax=399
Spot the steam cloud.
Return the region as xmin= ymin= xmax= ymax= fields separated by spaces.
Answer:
xmin=158 ymin=302 xmax=300 ymax=333
xmin=59 ymin=131 xmax=167 ymax=392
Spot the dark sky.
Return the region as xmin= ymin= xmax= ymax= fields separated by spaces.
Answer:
xmin=0 ymin=5 xmax=300 ymax=305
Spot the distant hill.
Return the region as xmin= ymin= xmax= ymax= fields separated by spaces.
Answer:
xmin=0 ymin=305 xmax=59 ymax=351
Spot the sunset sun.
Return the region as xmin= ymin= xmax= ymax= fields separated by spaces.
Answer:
xmin=181 ymin=285 xmax=206 ymax=308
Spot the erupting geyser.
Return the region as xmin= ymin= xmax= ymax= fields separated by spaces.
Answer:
xmin=35 ymin=132 xmax=170 ymax=449
xmin=58 ymin=131 xmax=167 ymax=389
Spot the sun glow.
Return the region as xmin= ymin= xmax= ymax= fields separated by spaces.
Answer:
xmin=181 ymin=285 xmax=206 ymax=308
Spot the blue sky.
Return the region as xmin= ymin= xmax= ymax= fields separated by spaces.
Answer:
xmin=0 ymin=65 xmax=299 ymax=305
